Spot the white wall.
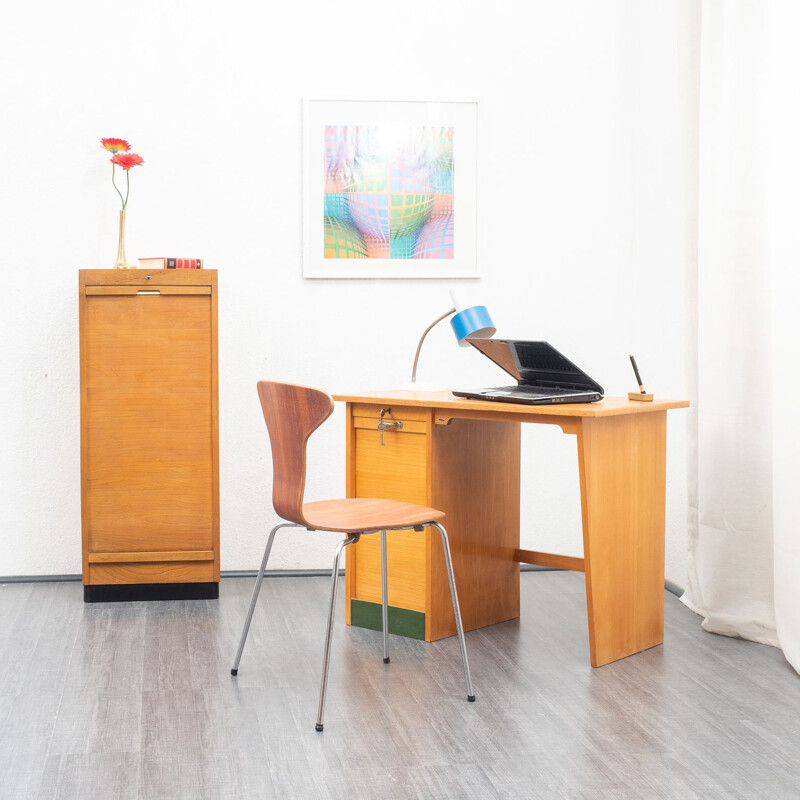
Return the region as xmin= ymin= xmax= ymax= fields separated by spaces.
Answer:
xmin=0 ymin=1 xmax=694 ymax=583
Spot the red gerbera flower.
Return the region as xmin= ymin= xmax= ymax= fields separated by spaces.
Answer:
xmin=110 ymin=152 xmax=145 ymax=171
xmin=101 ymin=138 xmax=130 ymax=154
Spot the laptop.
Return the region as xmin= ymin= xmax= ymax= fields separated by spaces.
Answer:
xmin=453 ymin=339 xmax=604 ymax=406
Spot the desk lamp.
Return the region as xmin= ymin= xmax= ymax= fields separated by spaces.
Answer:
xmin=409 ymin=290 xmax=495 ymax=388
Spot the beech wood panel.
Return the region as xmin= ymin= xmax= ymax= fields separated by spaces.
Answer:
xmin=429 ymin=419 xmax=521 ymax=640
xmin=79 ymin=270 xmax=219 ymax=588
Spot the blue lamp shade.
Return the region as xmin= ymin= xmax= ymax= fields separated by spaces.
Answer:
xmin=450 ymin=305 xmax=496 ymax=347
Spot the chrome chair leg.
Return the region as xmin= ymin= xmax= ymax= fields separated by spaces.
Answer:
xmin=316 ymin=533 xmax=360 ymax=732
xmin=381 ymin=529 xmax=390 ymax=664
xmin=431 ymin=522 xmax=475 ymax=701
xmin=231 ymin=522 xmax=298 ymax=676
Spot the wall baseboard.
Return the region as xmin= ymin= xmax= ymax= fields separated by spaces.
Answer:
xmin=664 ymin=578 xmax=684 ymax=598
xmin=0 ymin=565 xmax=686 ymax=597
xmin=1 ymin=574 xmax=83 ymax=583
xmin=0 ymin=570 xmax=342 ymax=583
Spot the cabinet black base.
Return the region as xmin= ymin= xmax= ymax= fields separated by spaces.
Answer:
xmin=84 ymin=582 xmax=219 ymax=603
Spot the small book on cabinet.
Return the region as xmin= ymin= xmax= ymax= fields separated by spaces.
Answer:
xmin=138 ymin=257 xmax=204 ymax=269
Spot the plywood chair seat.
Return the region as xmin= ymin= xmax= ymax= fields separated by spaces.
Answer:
xmin=231 ymin=381 xmax=474 ymax=732
xmin=302 ymin=498 xmax=445 ymax=533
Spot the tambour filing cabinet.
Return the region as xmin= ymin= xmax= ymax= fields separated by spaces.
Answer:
xmin=79 ymin=269 xmax=219 ymax=601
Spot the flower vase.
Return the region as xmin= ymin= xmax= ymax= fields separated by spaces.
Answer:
xmin=113 ymin=209 xmax=136 ymax=269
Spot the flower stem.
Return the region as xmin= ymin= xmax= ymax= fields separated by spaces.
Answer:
xmin=111 ymin=164 xmax=125 ymax=208
xmin=124 ymin=170 xmax=130 ymax=209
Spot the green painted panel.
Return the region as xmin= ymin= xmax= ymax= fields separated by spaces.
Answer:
xmin=350 ymin=599 xmax=426 ymax=641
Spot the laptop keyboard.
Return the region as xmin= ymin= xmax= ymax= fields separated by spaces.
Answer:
xmin=483 ymin=386 xmax=577 ymax=398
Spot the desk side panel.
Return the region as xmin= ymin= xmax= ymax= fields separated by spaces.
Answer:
xmin=578 ymin=412 xmax=667 ymax=666
xmin=429 ymin=419 xmax=521 ymax=640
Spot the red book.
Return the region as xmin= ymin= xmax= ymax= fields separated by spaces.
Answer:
xmin=138 ymin=257 xmax=204 ymax=269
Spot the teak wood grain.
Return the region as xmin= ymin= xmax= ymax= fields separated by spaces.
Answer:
xmin=335 ymin=389 xmax=688 ymax=664
xmin=515 ymin=549 xmax=585 ymax=572
xmin=334 ymin=389 xmax=688 ymax=418
xmin=257 ymin=385 xmax=450 ymax=625
xmin=87 ymin=561 xmax=215 ymax=585
xmin=343 ymin=406 xmax=520 ymax=641
xmin=302 ymin=498 xmax=444 ymax=532
xmin=87 ymin=550 xmax=214 ymax=563
xmin=256 ymin=381 xmax=334 ymax=527
xmin=428 ymin=418 xmax=521 ymax=640
xmin=577 ymin=412 xmax=667 ymax=666
xmin=79 ymin=270 xmax=219 ymax=588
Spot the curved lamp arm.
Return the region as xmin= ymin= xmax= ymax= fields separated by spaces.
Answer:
xmin=411 ymin=307 xmax=456 ymax=383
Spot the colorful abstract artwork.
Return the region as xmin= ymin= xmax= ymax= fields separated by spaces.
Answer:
xmin=323 ymin=126 xmax=454 ymax=260
xmin=303 ymin=100 xmax=477 ymax=278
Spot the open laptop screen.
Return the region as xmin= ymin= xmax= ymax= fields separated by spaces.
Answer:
xmin=468 ymin=339 xmax=603 ymax=392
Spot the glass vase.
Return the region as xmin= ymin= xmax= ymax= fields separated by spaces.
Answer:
xmin=113 ymin=209 xmax=136 ymax=269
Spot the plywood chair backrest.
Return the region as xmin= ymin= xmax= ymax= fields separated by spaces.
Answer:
xmin=257 ymin=381 xmax=335 ymax=527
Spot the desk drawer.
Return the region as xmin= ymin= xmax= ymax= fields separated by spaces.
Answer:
xmin=353 ymin=416 xmax=427 ymax=435
xmin=351 ymin=404 xmax=429 ymax=423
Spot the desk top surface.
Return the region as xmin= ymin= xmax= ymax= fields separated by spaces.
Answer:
xmin=333 ymin=390 xmax=689 ymax=419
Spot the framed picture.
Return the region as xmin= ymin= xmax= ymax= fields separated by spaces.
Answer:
xmin=303 ymin=99 xmax=478 ymax=279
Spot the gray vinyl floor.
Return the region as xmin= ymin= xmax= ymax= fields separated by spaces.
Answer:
xmin=1 ymin=572 xmax=799 ymax=800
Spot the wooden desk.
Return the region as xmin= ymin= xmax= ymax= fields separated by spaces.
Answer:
xmin=333 ymin=390 xmax=688 ymax=667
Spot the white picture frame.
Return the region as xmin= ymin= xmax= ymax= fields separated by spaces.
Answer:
xmin=303 ymin=98 xmax=478 ymax=279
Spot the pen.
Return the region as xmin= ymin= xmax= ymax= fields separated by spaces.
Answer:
xmin=629 ymin=354 xmax=646 ymax=394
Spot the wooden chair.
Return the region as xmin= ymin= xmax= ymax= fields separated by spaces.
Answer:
xmin=231 ymin=381 xmax=474 ymax=731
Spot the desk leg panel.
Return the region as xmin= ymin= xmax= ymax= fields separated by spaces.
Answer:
xmin=578 ymin=412 xmax=667 ymax=667
xmin=429 ymin=419 xmax=521 ymax=640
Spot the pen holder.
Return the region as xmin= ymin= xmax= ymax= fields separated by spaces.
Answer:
xmin=628 ymin=392 xmax=654 ymax=402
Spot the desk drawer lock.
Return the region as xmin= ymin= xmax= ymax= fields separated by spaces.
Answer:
xmin=377 ymin=408 xmax=403 ymax=446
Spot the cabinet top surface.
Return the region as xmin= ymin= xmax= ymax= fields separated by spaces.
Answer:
xmin=80 ymin=269 xmax=216 ymax=286
xmin=333 ymin=389 xmax=689 ymax=418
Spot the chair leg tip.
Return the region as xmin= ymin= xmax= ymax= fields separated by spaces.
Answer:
xmin=230 ymin=668 xmax=238 ymax=676
xmin=383 ymin=657 xmax=390 ymax=664
xmin=315 ymin=723 xmax=324 ymax=732
xmin=467 ymin=695 xmax=476 ymax=702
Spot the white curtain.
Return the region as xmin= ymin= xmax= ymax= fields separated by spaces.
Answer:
xmin=767 ymin=2 xmax=800 ymax=674
xmin=683 ymin=0 xmax=800 ymax=673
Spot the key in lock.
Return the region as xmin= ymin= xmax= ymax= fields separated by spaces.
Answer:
xmin=377 ymin=408 xmax=403 ymax=445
